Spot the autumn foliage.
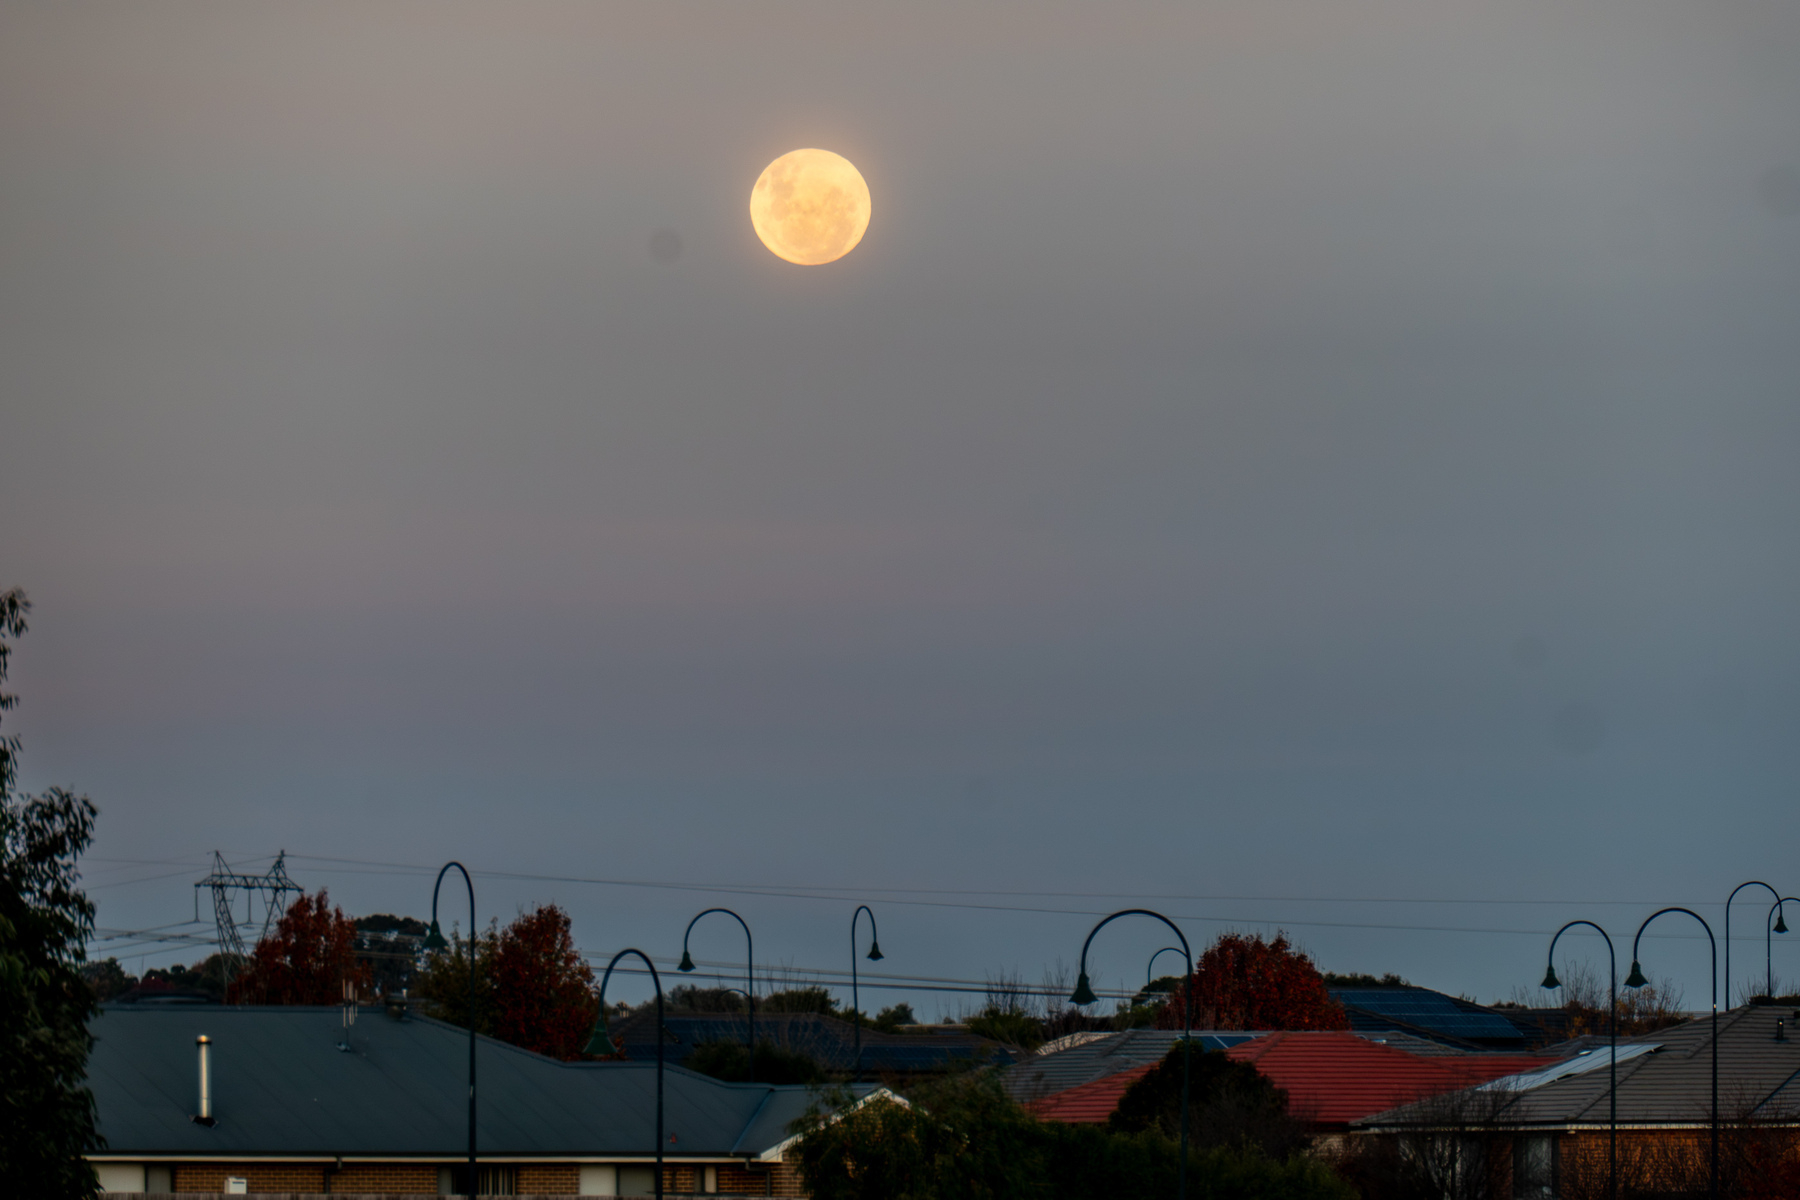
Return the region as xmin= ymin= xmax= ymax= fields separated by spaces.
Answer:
xmin=489 ymin=904 xmax=599 ymax=1061
xmin=1154 ymin=932 xmax=1348 ymax=1032
xmin=229 ymin=890 xmax=368 ymax=1005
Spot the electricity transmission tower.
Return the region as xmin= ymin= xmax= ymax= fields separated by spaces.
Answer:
xmin=195 ymin=850 xmax=303 ymax=990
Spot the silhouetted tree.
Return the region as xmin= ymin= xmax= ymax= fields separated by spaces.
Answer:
xmin=763 ymin=985 xmax=837 ymax=1014
xmin=229 ymin=890 xmax=368 ymax=1005
xmin=1156 ymin=931 xmax=1349 ymax=1032
xmin=1111 ymin=1044 xmax=1312 ymax=1160
xmin=684 ymin=1039 xmax=826 ymax=1085
xmin=0 ymin=588 xmax=104 ymax=1198
xmin=414 ymin=920 xmax=498 ymax=1036
xmin=490 ymin=903 xmax=597 ymax=1061
xmin=81 ymin=957 xmax=135 ymax=1001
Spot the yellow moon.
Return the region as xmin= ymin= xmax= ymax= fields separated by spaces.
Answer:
xmin=749 ymin=149 xmax=871 ymax=266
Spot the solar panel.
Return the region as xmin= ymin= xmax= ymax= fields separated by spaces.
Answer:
xmin=1331 ymin=989 xmax=1523 ymax=1040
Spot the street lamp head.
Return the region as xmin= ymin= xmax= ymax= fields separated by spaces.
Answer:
xmin=1624 ymin=960 xmax=1649 ymax=989
xmin=866 ymin=939 xmax=884 ymax=962
xmin=677 ymin=949 xmax=696 ymax=973
xmin=1070 ymin=971 xmax=1098 ymax=1007
xmin=582 ymin=1009 xmax=617 ymax=1058
xmin=1541 ymin=964 xmax=1561 ymax=990
xmin=422 ymin=920 xmax=449 ymax=953
xmin=1777 ymin=909 xmax=1790 ymax=935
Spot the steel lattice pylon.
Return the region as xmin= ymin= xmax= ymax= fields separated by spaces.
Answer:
xmin=196 ymin=850 xmax=303 ymax=988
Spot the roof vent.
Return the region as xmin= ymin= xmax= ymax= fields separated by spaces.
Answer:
xmin=193 ymin=1035 xmax=216 ymax=1126
xmin=1777 ymin=1018 xmax=1787 ymax=1044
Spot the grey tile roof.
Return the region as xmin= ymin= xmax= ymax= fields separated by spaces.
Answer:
xmin=1359 ymin=1006 xmax=1800 ymax=1129
xmin=88 ymin=1005 xmax=860 ymax=1159
xmin=1000 ymin=1030 xmax=1265 ymax=1103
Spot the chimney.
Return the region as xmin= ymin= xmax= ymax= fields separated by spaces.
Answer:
xmin=194 ymin=1035 xmax=216 ymax=1126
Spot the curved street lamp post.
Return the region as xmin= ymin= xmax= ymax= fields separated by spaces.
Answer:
xmin=1071 ymin=910 xmax=1193 ymax=1200
xmin=1626 ymin=908 xmax=1718 ymax=1200
xmin=1542 ymin=920 xmax=1618 ymax=1200
xmin=1724 ymin=881 xmax=1780 ymax=1007
xmin=1147 ymin=946 xmax=1186 ymax=991
xmin=677 ymin=908 xmax=756 ymax=1083
xmin=422 ymin=863 xmax=478 ymax=1197
xmin=583 ymin=951 xmax=668 ymax=1200
xmin=850 ymin=906 xmax=883 ymax=1082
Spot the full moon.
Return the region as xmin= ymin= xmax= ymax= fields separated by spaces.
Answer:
xmin=749 ymin=149 xmax=872 ymax=266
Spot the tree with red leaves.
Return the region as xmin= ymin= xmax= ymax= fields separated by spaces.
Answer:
xmin=1154 ymin=931 xmax=1348 ymax=1032
xmin=229 ymin=890 xmax=368 ymax=1005
xmin=490 ymin=903 xmax=598 ymax=1061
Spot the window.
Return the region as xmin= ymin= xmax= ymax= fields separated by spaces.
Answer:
xmin=441 ymin=1166 xmax=516 ymax=1196
xmin=1513 ymin=1136 xmax=1556 ymax=1199
xmin=702 ymin=1165 xmax=718 ymax=1194
xmin=617 ymin=1166 xmax=657 ymax=1196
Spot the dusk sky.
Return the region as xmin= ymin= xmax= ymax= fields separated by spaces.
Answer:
xmin=4 ymin=0 xmax=1798 ymax=1015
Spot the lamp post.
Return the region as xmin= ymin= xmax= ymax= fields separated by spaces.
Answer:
xmin=1148 ymin=946 xmax=1186 ymax=991
xmin=583 ymin=950 xmax=667 ymax=1200
xmin=1767 ymin=899 xmax=1795 ymax=1001
xmin=422 ymin=863 xmax=478 ymax=1197
xmin=677 ymin=908 xmax=756 ymax=1083
xmin=1626 ymin=908 xmax=1717 ymax=1200
xmin=1725 ymin=881 xmax=1780 ymax=1008
xmin=1070 ymin=910 xmax=1192 ymax=1200
xmin=1543 ymin=920 xmax=1618 ymax=1200
xmin=850 ymin=906 xmax=883 ymax=1082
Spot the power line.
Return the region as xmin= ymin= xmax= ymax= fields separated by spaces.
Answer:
xmin=275 ymin=853 xmax=1749 ymax=941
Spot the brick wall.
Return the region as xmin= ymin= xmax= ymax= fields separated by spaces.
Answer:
xmin=514 ymin=1164 xmax=577 ymax=1195
xmin=174 ymin=1163 xmax=329 ymax=1193
xmin=129 ymin=1155 xmax=811 ymax=1198
xmin=329 ymin=1163 xmax=437 ymax=1193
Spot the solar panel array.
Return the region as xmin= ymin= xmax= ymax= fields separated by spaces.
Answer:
xmin=1330 ymin=988 xmax=1524 ymax=1042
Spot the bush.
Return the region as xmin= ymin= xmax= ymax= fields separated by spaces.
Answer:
xmin=793 ymin=1068 xmax=1355 ymax=1200
xmin=1112 ymin=1044 xmax=1311 ymax=1160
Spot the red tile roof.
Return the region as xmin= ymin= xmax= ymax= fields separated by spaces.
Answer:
xmin=1025 ymin=1032 xmax=1559 ymax=1129
xmin=1025 ymin=1063 xmax=1157 ymax=1124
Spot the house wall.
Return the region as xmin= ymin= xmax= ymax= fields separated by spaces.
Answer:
xmin=109 ymin=1157 xmax=808 ymax=1197
xmin=174 ymin=1163 xmax=328 ymax=1192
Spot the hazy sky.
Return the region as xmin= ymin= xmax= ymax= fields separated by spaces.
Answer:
xmin=4 ymin=0 xmax=1799 ymax=1015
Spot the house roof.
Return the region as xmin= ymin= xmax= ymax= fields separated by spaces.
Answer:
xmin=1022 ymin=1033 xmax=1559 ymax=1129
xmin=609 ymin=1010 xmax=1017 ymax=1074
xmin=1001 ymin=1030 xmax=1264 ymax=1104
xmin=88 ymin=1005 xmax=868 ymax=1160
xmin=1329 ymin=987 xmax=1531 ymax=1049
xmin=1361 ymin=1005 xmax=1800 ymax=1130
xmin=1231 ymin=1032 xmax=1554 ymax=1128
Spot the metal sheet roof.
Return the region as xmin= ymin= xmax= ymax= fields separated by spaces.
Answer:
xmin=611 ymin=1012 xmax=1016 ymax=1073
xmin=88 ymin=1005 xmax=860 ymax=1159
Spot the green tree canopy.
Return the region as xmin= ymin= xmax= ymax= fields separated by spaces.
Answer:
xmin=0 ymin=588 xmax=104 ymax=1197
